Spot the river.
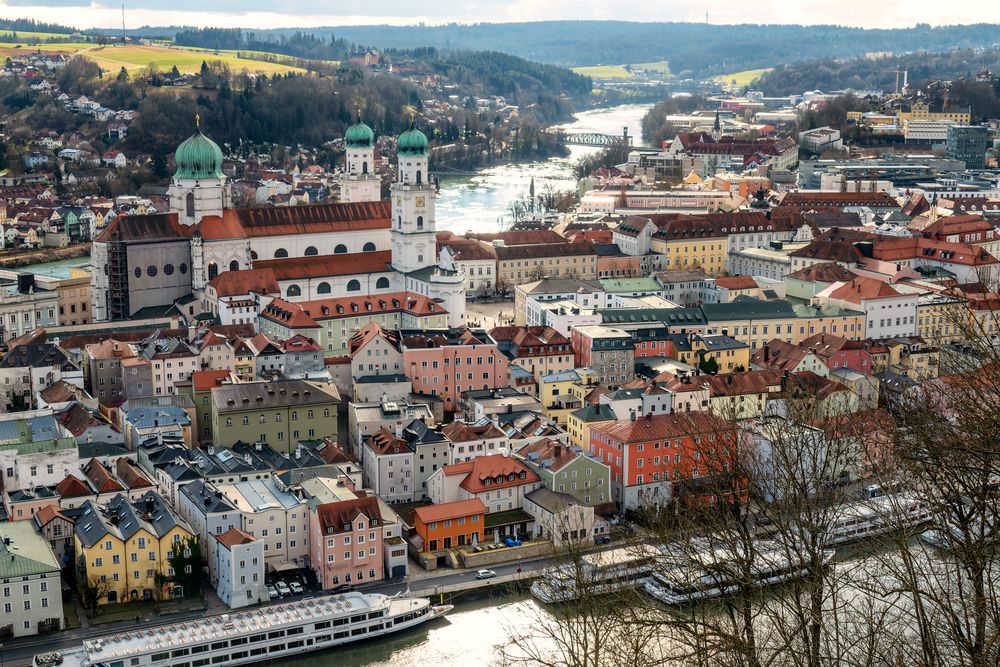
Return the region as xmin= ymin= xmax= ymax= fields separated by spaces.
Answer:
xmin=271 ymin=592 xmax=541 ymax=667
xmin=435 ymin=103 xmax=653 ymax=235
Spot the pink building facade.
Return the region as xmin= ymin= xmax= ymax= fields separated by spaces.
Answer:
xmin=309 ymin=496 xmax=385 ymax=590
xmin=402 ymin=330 xmax=509 ymax=412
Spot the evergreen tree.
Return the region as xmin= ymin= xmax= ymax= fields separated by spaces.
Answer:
xmin=116 ymin=66 xmax=129 ymax=82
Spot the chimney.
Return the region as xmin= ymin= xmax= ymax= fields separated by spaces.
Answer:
xmin=554 ymin=444 xmax=562 ymax=458
xmin=629 ymin=408 xmax=637 ymax=422
xmin=763 ymin=343 xmax=770 ymax=363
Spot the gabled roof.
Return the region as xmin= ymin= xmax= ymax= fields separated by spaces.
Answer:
xmin=414 ymin=498 xmax=486 ymax=525
xmin=827 ymin=276 xmax=903 ymax=302
xmin=442 ymin=421 xmax=507 ymax=442
xmin=56 ymin=474 xmax=94 ymax=498
xmin=516 ymin=437 xmax=579 ymax=472
xmin=786 ymin=262 xmax=855 ymax=283
xmin=216 ymin=527 xmax=257 ymax=549
xmin=83 ymin=458 xmax=126 ymax=493
xmin=440 ymin=454 xmax=540 ymax=494
xmin=315 ymin=495 xmax=382 ymax=536
xmin=591 ymin=411 xmax=731 ymax=444
xmin=208 ymin=268 xmax=280 ymax=297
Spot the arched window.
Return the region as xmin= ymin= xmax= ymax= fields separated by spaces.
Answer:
xmin=416 ymin=170 xmax=422 ymax=185
xmin=416 ymin=215 xmax=424 ymax=230
xmin=362 ymin=161 xmax=368 ymax=174
xmin=304 ymin=246 xmax=318 ymax=256
xmin=287 ymin=284 xmax=301 ymax=297
xmin=397 ymin=216 xmax=402 ymax=229
xmin=185 ymin=192 xmax=195 ymax=218
xmin=316 ymin=282 xmax=331 ymax=294
xmin=250 ymin=250 xmax=258 ymax=260
xmin=376 ymin=277 xmax=390 ymax=289
xmin=274 ymin=248 xmax=288 ymax=258
xmin=335 ymin=244 xmax=348 ymax=254
xmin=347 ymin=279 xmax=361 ymax=292
xmin=229 ymin=260 xmax=239 ymax=272
xmin=207 ymin=263 xmax=218 ymax=281
xmin=363 ymin=242 xmax=376 ymax=252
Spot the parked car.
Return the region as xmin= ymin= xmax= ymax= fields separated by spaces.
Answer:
xmin=594 ymin=535 xmax=611 ymax=545
xmin=275 ymin=581 xmax=292 ymax=597
xmin=266 ymin=585 xmax=279 ymax=601
xmin=476 ymin=569 xmax=497 ymax=580
xmin=330 ymin=583 xmax=354 ymax=594
xmin=289 ymin=581 xmax=304 ymax=595
xmin=503 ymin=537 xmax=522 ymax=547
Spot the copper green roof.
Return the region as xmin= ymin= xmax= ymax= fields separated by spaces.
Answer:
xmin=397 ymin=122 xmax=428 ymax=157
xmin=345 ymin=120 xmax=375 ymax=148
xmin=174 ymin=129 xmax=224 ymax=180
xmin=0 ymin=521 xmax=59 ymax=577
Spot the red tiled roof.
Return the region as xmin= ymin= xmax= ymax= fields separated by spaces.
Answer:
xmin=440 ymin=454 xmax=540 ymax=494
xmin=216 ymin=527 xmax=257 ymax=549
xmin=315 ymin=496 xmax=382 ymax=536
xmin=208 ymin=268 xmax=280 ymax=297
xmin=55 ymin=474 xmax=93 ymax=498
xmin=515 ymin=437 xmax=578 ymax=472
xmin=751 ymin=339 xmax=814 ymax=371
xmin=591 ymin=411 xmax=732 ymax=444
xmin=441 ymin=421 xmax=507 ymax=442
xmin=789 ymin=239 xmax=864 ymax=263
xmin=715 ymin=275 xmax=757 ymax=290
xmin=115 ymin=458 xmax=154 ymax=489
xmin=786 ymin=262 xmax=855 ymax=283
xmin=94 ymin=212 xmax=193 ymax=243
xmin=192 ymin=369 xmax=235 ymax=392
xmin=414 ymin=498 xmax=486 ymax=525
xmin=873 ymin=237 xmax=998 ymax=267
xmin=83 ymin=458 xmax=125 ymax=493
xmin=224 ymin=201 xmax=390 ymax=237
xmin=262 ymin=292 xmax=445 ymax=329
xmin=348 ymin=322 xmax=401 ymax=356
xmin=465 ymin=230 xmax=565 ymax=245
xmin=253 ymin=250 xmax=393 ymax=280
xmin=828 ymin=276 xmax=903 ymax=302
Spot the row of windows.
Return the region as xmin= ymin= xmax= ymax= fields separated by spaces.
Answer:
xmin=274 ymin=242 xmax=377 ymax=259
xmin=134 ymin=263 xmax=186 ymax=278
xmin=285 ymin=276 xmax=390 ymax=298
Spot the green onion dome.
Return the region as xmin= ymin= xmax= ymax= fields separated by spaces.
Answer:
xmin=397 ymin=121 xmax=429 ymax=157
xmin=173 ymin=128 xmax=224 ymax=180
xmin=345 ymin=120 xmax=375 ymax=148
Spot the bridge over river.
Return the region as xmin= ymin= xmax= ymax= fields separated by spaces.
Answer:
xmin=552 ymin=126 xmax=634 ymax=147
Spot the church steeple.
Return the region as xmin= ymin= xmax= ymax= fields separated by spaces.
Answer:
xmin=341 ymin=111 xmax=379 ymax=203
xmin=391 ymin=120 xmax=435 ymax=274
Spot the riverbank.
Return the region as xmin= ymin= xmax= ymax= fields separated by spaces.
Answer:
xmin=435 ymin=103 xmax=653 ymax=235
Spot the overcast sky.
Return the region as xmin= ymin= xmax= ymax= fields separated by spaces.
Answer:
xmin=2 ymin=0 xmax=995 ymax=30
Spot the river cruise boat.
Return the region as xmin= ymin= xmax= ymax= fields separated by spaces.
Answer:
xmin=530 ymin=544 xmax=663 ymax=604
xmin=33 ymin=591 xmax=452 ymax=667
xmin=823 ymin=492 xmax=931 ymax=547
xmin=642 ymin=541 xmax=835 ymax=606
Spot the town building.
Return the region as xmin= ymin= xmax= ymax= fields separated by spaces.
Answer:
xmin=213 ymin=527 xmax=267 ymax=608
xmin=210 ymin=379 xmax=340 ymax=450
xmin=0 ymin=521 xmax=63 ymax=637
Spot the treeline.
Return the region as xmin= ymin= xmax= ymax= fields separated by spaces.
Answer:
xmin=0 ymin=17 xmax=76 ymax=34
xmin=640 ymin=94 xmax=709 ymax=147
xmin=173 ymin=29 xmax=353 ymax=63
xmin=756 ymin=46 xmax=1000 ymax=99
xmin=425 ymin=50 xmax=591 ymax=111
xmin=281 ymin=21 xmax=1000 ymax=77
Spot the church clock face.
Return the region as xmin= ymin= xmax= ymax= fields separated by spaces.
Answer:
xmin=415 ymin=196 xmax=426 ymax=208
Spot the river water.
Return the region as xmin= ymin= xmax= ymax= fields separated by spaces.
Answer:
xmin=272 ymin=592 xmax=539 ymax=667
xmin=435 ymin=103 xmax=653 ymax=235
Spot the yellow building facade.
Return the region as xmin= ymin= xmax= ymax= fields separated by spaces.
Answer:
xmin=73 ymin=493 xmax=196 ymax=605
xmin=651 ymin=234 xmax=728 ymax=276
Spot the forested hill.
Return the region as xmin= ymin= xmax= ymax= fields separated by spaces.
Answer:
xmin=249 ymin=21 xmax=1000 ymax=77
xmin=755 ymin=47 xmax=1000 ymax=97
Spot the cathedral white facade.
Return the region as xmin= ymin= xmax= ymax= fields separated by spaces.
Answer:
xmin=91 ymin=119 xmax=465 ymax=327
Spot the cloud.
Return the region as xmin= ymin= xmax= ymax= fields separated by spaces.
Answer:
xmin=0 ymin=0 xmax=996 ymax=30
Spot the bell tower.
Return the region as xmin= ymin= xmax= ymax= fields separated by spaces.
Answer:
xmin=341 ymin=114 xmax=380 ymax=203
xmin=391 ymin=121 xmax=437 ymax=275
xmin=167 ymin=118 xmax=229 ymax=225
